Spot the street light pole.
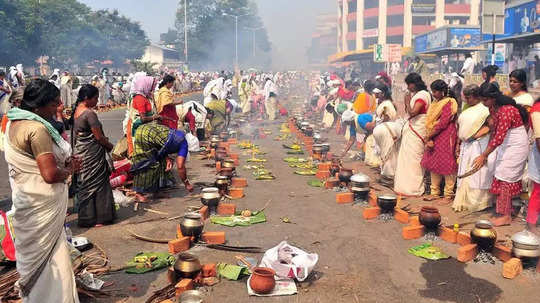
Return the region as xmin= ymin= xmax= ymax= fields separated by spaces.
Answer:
xmin=244 ymin=27 xmax=263 ymax=58
xmin=223 ymin=13 xmax=250 ymax=68
xmin=184 ymin=0 xmax=188 ymax=65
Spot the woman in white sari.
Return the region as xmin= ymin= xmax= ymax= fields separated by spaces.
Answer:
xmin=453 ymin=85 xmax=495 ymax=212
xmin=4 ymin=79 xmax=81 ymax=302
xmin=394 ymin=73 xmax=432 ymax=196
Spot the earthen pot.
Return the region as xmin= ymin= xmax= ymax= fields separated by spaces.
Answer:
xmin=419 ymin=206 xmax=441 ymax=229
xmin=249 ymin=267 xmax=276 ymax=294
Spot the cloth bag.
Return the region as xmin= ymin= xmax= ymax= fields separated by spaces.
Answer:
xmin=259 ymin=241 xmax=318 ymax=281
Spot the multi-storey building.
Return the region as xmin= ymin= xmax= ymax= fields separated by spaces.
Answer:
xmin=308 ymin=14 xmax=339 ymax=65
xmin=336 ymin=0 xmax=481 ymax=54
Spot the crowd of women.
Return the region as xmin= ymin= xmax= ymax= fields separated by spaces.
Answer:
xmin=310 ymin=68 xmax=540 ymax=234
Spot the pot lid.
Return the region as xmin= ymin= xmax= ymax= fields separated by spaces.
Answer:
xmin=350 ymin=173 xmax=370 ymax=183
xmin=378 ymin=194 xmax=397 ymax=200
xmin=511 ymin=230 xmax=540 ymax=246
xmin=202 ymin=187 xmax=219 ymax=192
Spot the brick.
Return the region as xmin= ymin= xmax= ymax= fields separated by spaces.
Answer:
xmin=199 ymin=206 xmax=209 ymax=220
xmin=402 ymin=225 xmax=425 ymax=239
xmin=325 ymin=178 xmax=339 ymax=189
xmin=215 ymin=161 xmax=222 ymax=172
xmin=316 ymin=170 xmax=331 ymax=180
xmin=202 ymin=231 xmax=226 ymax=244
xmin=368 ymin=191 xmax=377 ymax=207
xmin=502 ymin=258 xmax=523 ymax=279
xmin=228 ymin=188 xmax=244 ymax=199
xmin=457 ymin=244 xmax=478 ymax=262
xmin=336 ymin=192 xmax=354 ymax=204
xmin=363 ymin=207 xmax=381 ymax=220
xmin=175 ymin=279 xmax=194 ymax=296
xmin=438 ymin=227 xmax=458 ymax=244
xmin=409 ymin=216 xmax=421 ymax=226
xmin=326 ymin=152 xmax=333 ymax=160
xmin=231 ymin=177 xmax=247 ymax=188
xmin=168 ymin=237 xmax=191 ymax=254
xmin=493 ymin=244 xmax=512 ymax=262
xmin=318 ymin=162 xmax=331 ymax=171
xmin=394 ymin=208 xmax=409 ymax=224
xmin=233 ymin=159 xmax=240 ymax=166
xmin=217 ymin=203 xmax=236 ymax=215
xmin=218 ymin=142 xmax=229 ymax=149
xmin=457 ymin=232 xmax=472 ymax=246
xmin=229 ymin=153 xmax=239 ymax=160
xmin=202 ymin=263 xmax=217 ymax=277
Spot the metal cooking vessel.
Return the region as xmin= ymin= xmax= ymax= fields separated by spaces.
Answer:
xmin=201 ymin=187 xmax=220 ymax=214
xmin=222 ymin=159 xmax=236 ymax=168
xmin=174 ymin=253 xmax=202 ymax=279
xmin=470 ymin=220 xmax=497 ymax=251
xmin=338 ymin=168 xmax=354 ymax=183
xmin=377 ymin=195 xmax=397 ymax=211
xmin=180 ymin=213 xmax=204 ymax=240
xmin=320 ymin=143 xmax=330 ymax=153
xmin=511 ymin=230 xmax=540 ymax=258
xmin=350 ymin=173 xmax=370 ymax=189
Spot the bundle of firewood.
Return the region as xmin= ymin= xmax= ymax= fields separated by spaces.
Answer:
xmin=0 ymin=244 xmax=114 ymax=302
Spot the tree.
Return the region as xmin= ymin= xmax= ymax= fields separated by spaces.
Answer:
xmin=174 ymin=0 xmax=271 ymax=69
xmin=131 ymin=60 xmax=157 ymax=74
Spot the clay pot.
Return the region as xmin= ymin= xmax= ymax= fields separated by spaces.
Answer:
xmin=419 ymin=206 xmax=441 ymax=229
xmin=249 ymin=267 xmax=276 ymax=294
xmin=471 ymin=220 xmax=497 ymax=252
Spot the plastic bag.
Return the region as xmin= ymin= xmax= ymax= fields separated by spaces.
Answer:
xmin=185 ymin=132 xmax=200 ymax=152
xmin=259 ymin=241 xmax=318 ymax=281
xmin=113 ymin=190 xmax=135 ymax=207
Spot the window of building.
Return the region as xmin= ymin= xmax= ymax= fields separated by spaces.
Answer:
xmin=388 ymin=15 xmax=404 ymax=27
xmin=364 ymin=16 xmax=378 ymax=29
xmin=414 ymin=0 xmax=436 ymax=4
xmin=388 ymin=0 xmax=404 ymax=6
xmin=363 ymin=37 xmax=378 ymax=48
xmin=365 ymin=0 xmax=378 ymax=9
xmin=348 ymin=0 xmax=357 ymax=12
xmin=348 ymin=21 xmax=357 ymax=31
xmin=387 ymin=36 xmax=404 ymax=44
xmin=412 ymin=16 xmax=434 ymax=25
xmin=347 ymin=41 xmax=356 ymax=52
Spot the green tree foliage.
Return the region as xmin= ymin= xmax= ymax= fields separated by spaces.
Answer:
xmin=175 ymin=0 xmax=271 ymax=69
xmin=0 ymin=0 xmax=149 ymax=68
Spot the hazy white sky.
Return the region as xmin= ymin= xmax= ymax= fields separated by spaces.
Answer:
xmin=79 ymin=0 xmax=336 ymax=68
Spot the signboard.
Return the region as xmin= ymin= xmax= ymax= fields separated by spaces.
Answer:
xmin=485 ymin=43 xmax=506 ymax=68
xmin=482 ymin=0 xmax=539 ymax=40
xmin=363 ymin=28 xmax=378 ymax=38
xmin=374 ymin=44 xmax=385 ymax=62
xmin=482 ymin=0 xmax=505 ymax=34
xmin=448 ymin=28 xmax=481 ymax=48
xmin=415 ymin=26 xmax=482 ymax=53
xmin=386 ymin=44 xmax=402 ymax=63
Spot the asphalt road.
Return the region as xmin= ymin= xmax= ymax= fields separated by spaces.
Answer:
xmin=2 ymin=91 xmax=540 ymax=302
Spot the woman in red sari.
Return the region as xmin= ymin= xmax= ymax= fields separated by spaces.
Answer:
xmin=422 ymin=79 xmax=458 ymax=203
xmin=473 ymin=82 xmax=529 ymax=226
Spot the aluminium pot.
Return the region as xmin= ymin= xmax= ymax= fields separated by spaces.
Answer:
xmin=350 ymin=173 xmax=370 ymax=189
xmin=377 ymin=195 xmax=397 ymax=212
xmin=470 ymin=220 xmax=497 ymax=251
xmin=201 ymin=187 xmax=220 ymax=215
xmin=419 ymin=206 xmax=441 ymax=229
xmin=222 ymin=159 xmax=236 ymax=169
xmin=179 ymin=213 xmax=204 ymax=240
xmin=174 ymin=253 xmax=202 ymax=280
xmin=511 ymin=230 xmax=540 ymax=258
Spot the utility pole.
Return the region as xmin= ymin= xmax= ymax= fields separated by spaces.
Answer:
xmin=184 ymin=0 xmax=188 ymax=65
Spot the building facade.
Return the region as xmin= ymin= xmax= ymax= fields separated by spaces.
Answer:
xmin=141 ymin=43 xmax=183 ymax=70
xmin=308 ymin=14 xmax=339 ymax=64
xmin=337 ymin=0 xmax=481 ymax=53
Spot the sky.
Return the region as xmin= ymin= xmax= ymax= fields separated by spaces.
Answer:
xmin=79 ymin=0 xmax=336 ymax=69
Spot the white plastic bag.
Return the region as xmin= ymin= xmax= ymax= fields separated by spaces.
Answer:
xmin=185 ymin=132 xmax=200 ymax=152
xmin=259 ymin=241 xmax=318 ymax=282
xmin=112 ymin=189 xmax=135 ymax=207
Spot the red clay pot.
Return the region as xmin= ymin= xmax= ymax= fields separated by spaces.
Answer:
xmin=249 ymin=267 xmax=276 ymax=294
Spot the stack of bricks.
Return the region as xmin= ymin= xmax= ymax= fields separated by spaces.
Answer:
xmin=316 ymin=162 xmax=331 ymax=180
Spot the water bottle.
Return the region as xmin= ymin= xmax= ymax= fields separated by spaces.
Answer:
xmin=110 ymin=174 xmax=127 ymax=188
xmin=65 ymin=224 xmax=72 ymax=244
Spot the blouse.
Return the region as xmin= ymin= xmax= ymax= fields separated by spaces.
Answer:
xmin=488 ymin=105 xmax=524 ymax=149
